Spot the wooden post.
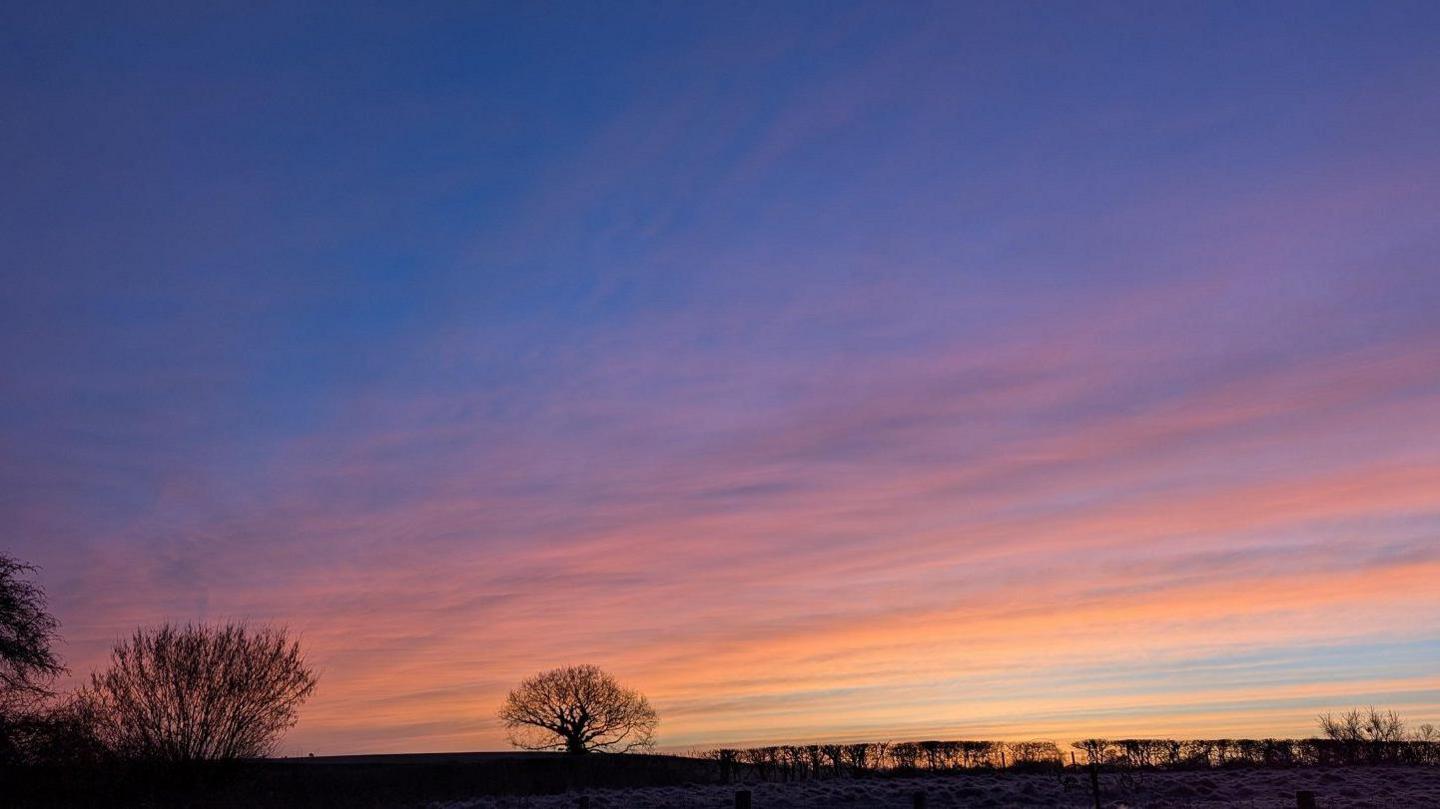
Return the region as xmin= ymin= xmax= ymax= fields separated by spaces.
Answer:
xmin=999 ymin=750 xmax=1007 ymax=770
xmin=912 ymin=791 xmax=927 ymax=809
xmin=1088 ymin=761 xmax=1102 ymax=809
xmin=1070 ymin=751 xmax=1078 ymax=768
xmin=1297 ymin=791 xmax=1317 ymax=809
xmin=735 ymin=789 xmax=752 ymax=809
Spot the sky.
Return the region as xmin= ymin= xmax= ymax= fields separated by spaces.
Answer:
xmin=2 ymin=1 xmax=1439 ymax=754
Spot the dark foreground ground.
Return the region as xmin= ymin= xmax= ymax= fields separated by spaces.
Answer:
xmin=6 ymin=757 xmax=1438 ymax=807
xmin=435 ymin=767 xmax=1440 ymax=808
xmin=3 ymin=752 xmax=718 ymax=808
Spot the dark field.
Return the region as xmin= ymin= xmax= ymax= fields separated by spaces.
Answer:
xmin=439 ymin=767 xmax=1440 ymax=808
xmin=3 ymin=752 xmax=722 ymax=808
xmin=8 ymin=755 xmax=1440 ymax=808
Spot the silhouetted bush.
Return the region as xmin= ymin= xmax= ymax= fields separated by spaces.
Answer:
xmin=1007 ymin=740 xmax=1064 ymax=771
xmin=0 ymin=696 xmax=105 ymax=766
xmin=82 ymin=622 xmax=317 ymax=762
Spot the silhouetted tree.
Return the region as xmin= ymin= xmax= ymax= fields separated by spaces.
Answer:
xmin=0 ymin=553 xmax=65 ymax=707
xmin=1319 ymin=706 xmax=1408 ymax=764
xmin=82 ymin=622 xmax=317 ymax=761
xmin=1 ymin=553 xmax=71 ymax=765
xmin=499 ymin=664 xmax=657 ymax=754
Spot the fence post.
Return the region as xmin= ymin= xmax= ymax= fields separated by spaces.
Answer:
xmin=912 ymin=791 xmax=927 ymax=809
xmin=1088 ymin=761 xmax=1102 ymax=809
xmin=1297 ymin=791 xmax=1317 ymax=809
xmin=999 ymin=750 xmax=1007 ymax=770
xmin=735 ymin=789 xmax=752 ymax=809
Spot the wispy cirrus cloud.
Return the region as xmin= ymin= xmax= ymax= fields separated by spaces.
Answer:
xmin=5 ymin=2 xmax=1440 ymax=754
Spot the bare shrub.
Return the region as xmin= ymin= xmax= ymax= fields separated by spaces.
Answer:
xmin=740 ymin=745 xmax=775 ymax=779
xmin=0 ymin=695 xmax=106 ymax=765
xmin=958 ymin=740 xmax=996 ymax=768
xmin=889 ymin=741 xmax=921 ymax=769
xmin=83 ymin=622 xmax=316 ymax=761
xmin=1008 ymin=740 xmax=1062 ymax=770
xmin=843 ymin=742 xmax=877 ymax=774
xmin=1072 ymin=738 xmax=1113 ymax=765
xmin=1320 ymin=706 xmax=1409 ymax=763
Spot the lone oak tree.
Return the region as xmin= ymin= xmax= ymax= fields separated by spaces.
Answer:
xmin=499 ymin=664 xmax=657 ymax=754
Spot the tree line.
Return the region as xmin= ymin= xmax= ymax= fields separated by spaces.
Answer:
xmin=705 ymin=740 xmax=1064 ymax=781
xmin=705 ymin=711 xmax=1440 ymax=781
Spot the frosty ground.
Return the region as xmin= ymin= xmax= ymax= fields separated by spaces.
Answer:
xmin=435 ymin=766 xmax=1440 ymax=808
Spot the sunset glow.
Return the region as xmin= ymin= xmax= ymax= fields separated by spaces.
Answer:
xmin=4 ymin=3 xmax=1439 ymax=755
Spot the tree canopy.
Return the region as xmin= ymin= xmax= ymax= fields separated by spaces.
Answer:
xmin=0 ymin=553 xmax=65 ymax=707
xmin=499 ymin=664 xmax=657 ymax=754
